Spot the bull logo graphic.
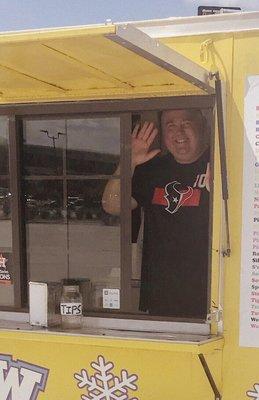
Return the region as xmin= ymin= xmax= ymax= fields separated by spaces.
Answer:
xmin=164 ymin=181 xmax=193 ymax=214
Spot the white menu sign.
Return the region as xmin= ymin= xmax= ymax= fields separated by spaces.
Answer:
xmin=240 ymin=76 xmax=259 ymax=347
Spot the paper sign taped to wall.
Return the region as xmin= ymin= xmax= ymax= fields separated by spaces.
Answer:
xmin=240 ymin=75 xmax=259 ymax=347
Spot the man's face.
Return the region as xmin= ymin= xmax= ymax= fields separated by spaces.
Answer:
xmin=161 ymin=109 xmax=206 ymax=164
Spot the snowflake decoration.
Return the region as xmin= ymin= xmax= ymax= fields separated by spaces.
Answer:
xmin=74 ymin=355 xmax=139 ymax=400
xmin=247 ymin=384 xmax=259 ymax=399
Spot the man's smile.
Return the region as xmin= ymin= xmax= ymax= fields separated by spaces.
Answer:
xmin=175 ymin=138 xmax=188 ymax=144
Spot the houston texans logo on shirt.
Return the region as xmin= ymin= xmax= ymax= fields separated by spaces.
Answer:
xmin=164 ymin=181 xmax=193 ymax=214
xmin=152 ymin=181 xmax=201 ymax=213
xmin=151 ymin=164 xmax=209 ymax=214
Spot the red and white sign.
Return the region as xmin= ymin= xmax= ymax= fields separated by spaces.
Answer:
xmin=0 ymin=254 xmax=11 ymax=285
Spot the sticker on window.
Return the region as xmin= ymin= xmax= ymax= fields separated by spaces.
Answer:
xmin=102 ymin=289 xmax=120 ymax=309
xmin=0 ymin=254 xmax=11 ymax=285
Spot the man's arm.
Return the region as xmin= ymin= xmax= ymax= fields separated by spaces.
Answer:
xmin=102 ymin=122 xmax=160 ymax=215
xmin=102 ymin=164 xmax=138 ymax=215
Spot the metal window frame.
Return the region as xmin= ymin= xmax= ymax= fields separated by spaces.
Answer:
xmin=214 ymin=75 xmax=230 ymax=257
xmin=9 ymin=116 xmax=27 ymax=307
xmin=0 ymin=96 xmax=214 ymax=116
xmin=1 ymin=95 xmax=216 ymax=324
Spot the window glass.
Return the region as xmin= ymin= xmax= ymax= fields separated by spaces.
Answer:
xmin=23 ymin=120 xmax=65 ymax=176
xmin=24 ymin=180 xmax=67 ymax=282
xmin=24 ymin=180 xmax=63 ymax=223
xmin=67 ymin=118 xmax=120 ymax=175
xmin=0 ymin=118 xmax=14 ymax=307
xmin=22 ymin=117 xmax=122 ymax=312
xmin=0 ymin=179 xmax=11 ymax=221
xmin=67 ymin=180 xmax=120 ymax=310
xmin=0 ymin=179 xmax=13 ymax=305
xmin=0 ymin=116 xmax=9 ymax=175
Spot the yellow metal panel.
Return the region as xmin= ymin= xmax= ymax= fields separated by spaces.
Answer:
xmin=0 ymin=330 xmax=223 ymax=354
xmin=0 ymin=25 xmax=116 ymax=43
xmin=0 ymin=86 xmax=203 ymax=104
xmin=42 ymin=35 xmax=198 ymax=87
xmin=0 ymin=42 xmax=120 ymax=90
xmin=220 ymin=31 xmax=259 ymax=400
xmin=0 ymin=65 xmax=64 ymax=92
xmin=0 ymin=27 xmax=206 ymax=103
xmin=0 ymin=330 xmax=223 ymax=399
xmin=161 ymin=33 xmax=233 ymax=82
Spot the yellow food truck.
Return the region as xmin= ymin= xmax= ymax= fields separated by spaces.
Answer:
xmin=0 ymin=9 xmax=258 ymax=400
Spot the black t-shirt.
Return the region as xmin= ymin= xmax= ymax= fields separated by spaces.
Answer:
xmin=132 ymin=149 xmax=210 ymax=319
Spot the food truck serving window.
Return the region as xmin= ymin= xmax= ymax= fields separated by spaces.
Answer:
xmin=0 ymin=97 xmax=215 ymax=325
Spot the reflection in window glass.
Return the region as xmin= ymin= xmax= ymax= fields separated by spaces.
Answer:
xmin=0 ymin=117 xmax=14 ymax=307
xmin=24 ymin=181 xmax=67 ymax=282
xmin=67 ymin=179 xmax=119 ymax=225
xmin=24 ymin=180 xmax=63 ymax=222
xmin=26 ymin=222 xmax=68 ymax=282
xmin=0 ymin=116 xmax=9 ymax=175
xmin=67 ymin=118 xmax=120 ymax=175
xmin=0 ymin=180 xmax=12 ymax=252
xmin=22 ymin=116 xmax=122 ymax=311
xmin=23 ymin=120 xmax=66 ymax=176
xmin=0 ymin=179 xmax=11 ymax=220
xmin=67 ymin=180 xmax=120 ymax=310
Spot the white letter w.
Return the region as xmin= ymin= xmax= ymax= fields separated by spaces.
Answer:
xmin=0 ymin=360 xmax=44 ymax=400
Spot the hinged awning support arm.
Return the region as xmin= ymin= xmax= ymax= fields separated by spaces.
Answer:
xmin=198 ymin=353 xmax=222 ymax=400
xmin=210 ymin=71 xmax=231 ymax=257
xmin=106 ymin=24 xmax=215 ymax=94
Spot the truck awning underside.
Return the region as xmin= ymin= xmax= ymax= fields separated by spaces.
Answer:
xmin=0 ymin=25 xmax=212 ymax=103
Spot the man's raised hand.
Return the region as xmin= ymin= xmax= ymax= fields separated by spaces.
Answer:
xmin=131 ymin=121 xmax=161 ymax=167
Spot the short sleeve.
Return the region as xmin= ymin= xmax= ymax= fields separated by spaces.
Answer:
xmin=132 ymin=164 xmax=149 ymax=207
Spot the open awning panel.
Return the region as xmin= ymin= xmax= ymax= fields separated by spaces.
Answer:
xmin=0 ymin=25 xmax=213 ymax=103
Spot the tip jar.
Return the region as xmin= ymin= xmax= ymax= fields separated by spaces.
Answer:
xmin=60 ymin=282 xmax=83 ymax=329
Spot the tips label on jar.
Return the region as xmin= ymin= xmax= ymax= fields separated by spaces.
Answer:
xmin=60 ymin=302 xmax=82 ymax=315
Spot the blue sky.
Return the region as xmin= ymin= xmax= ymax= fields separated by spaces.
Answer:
xmin=1 ymin=0 xmax=259 ymax=31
